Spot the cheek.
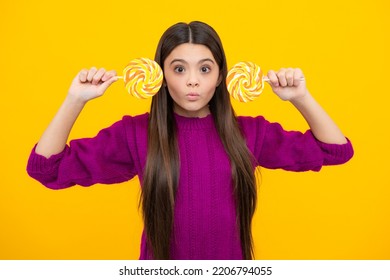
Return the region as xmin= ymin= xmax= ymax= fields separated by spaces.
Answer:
xmin=164 ymin=73 xmax=183 ymax=90
xmin=166 ymin=80 xmax=180 ymax=95
xmin=208 ymin=76 xmax=221 ymax=91
xmin=165 ymin=79 xmax=183 ymax=101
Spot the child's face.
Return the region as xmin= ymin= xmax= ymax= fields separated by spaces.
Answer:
xmin=163 ymin=43 xmax=220 ymax=118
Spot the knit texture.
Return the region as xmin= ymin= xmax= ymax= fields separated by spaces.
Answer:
xmin=27 ymin=113 xmax=354 ymax=259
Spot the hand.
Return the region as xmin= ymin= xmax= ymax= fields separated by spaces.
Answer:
xmin=266 ymin=68 xmax=308 ymax=102
xmin=67 ymin=67 xmax=118 ymax=104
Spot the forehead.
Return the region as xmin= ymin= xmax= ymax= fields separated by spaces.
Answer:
xmin=165 ymin=43 xmax=215 ymax=63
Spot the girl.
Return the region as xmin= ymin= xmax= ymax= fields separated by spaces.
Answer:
xmin=27 ymin=21 xmax=354 ymax=260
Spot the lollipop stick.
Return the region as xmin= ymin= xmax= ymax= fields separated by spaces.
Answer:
xmin=116 ymin=76 xmax=123 ymax=79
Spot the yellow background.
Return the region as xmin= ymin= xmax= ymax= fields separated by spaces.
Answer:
xmin=1 ymin=0 xmax=389 ymax=259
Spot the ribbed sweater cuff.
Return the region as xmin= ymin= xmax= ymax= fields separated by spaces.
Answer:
xmin=315 ymin=137 xmax=354 ymax=165
xmin=27 ymin=144 xmax=66 ymax=174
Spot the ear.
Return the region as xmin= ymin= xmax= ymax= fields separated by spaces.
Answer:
xmin=216 ymin=73 xmax=223 ymax=87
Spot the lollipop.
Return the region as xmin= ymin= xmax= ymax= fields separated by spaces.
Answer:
xmin=226 ymin=62 xmax=264 ymax=102
xmin=118 ymin=57 xmax=163 ymax=99
xmin=226 ymin=61 xmax=305 ymax=102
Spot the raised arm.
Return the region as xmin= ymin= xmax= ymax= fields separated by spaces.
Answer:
xmin=35 ymin=68 xmax=118 ymax=158
xmin=266 ymin=68 xmax=347 ymax=144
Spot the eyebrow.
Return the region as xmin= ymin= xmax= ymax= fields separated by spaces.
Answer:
xmin=169 ymin=58 xmax=215 ymax=65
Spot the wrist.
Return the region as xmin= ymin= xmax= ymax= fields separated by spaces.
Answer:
xmin=65 ymin=94 xmax=88 ymax=108
xmin=290 ymin=90 xmax=312 ymax=107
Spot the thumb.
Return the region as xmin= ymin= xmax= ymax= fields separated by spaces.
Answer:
xmin=98 ymin=76 xmax=119 ymax=95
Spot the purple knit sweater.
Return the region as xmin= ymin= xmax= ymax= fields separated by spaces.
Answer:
xmin=27 ymin=113 xmax=353 ymax=259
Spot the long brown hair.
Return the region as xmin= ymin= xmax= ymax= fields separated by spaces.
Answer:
xmin=142 ymin=21 xmax=257 ymax=259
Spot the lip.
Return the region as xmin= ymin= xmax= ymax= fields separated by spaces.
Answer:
xmin=186 ymin=92 xmax=200 ymax=101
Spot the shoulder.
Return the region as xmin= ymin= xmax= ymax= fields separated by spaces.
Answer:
xmin=120 ymin=113 xmax=149 ymax=133
xmin=236 ymin=115 xmax=287 ymax=151
xmin=122 ymin=112 xmax=149 ymax=125
xmin=120 ymin=113 xmax=149 ymax=149
xmin=236 ymin=115 xmax=272 ymax=152
xmin=237 ymin=115 xmax=270 ymax=135
xmin=100 ymin=113 xmax=149 ymax=137
xmin=237 ymin=115 xmax=267 ymax=124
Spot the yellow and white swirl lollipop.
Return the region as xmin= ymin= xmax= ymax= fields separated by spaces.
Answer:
xmin=118 ymin=57 xmax=163 ymax=99
xmin=227 ymin=61 xmax=305 ymax=102
xmin=226 ymin=61 xmax=265 ymax=103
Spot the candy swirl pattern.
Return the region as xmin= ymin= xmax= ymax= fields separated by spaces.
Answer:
xmin=123 ymin=58 xmax=163 ymax=99
xmin=226 ymin=61 xmax=264 ymax=102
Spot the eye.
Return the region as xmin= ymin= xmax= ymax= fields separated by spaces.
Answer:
xmin=174 ymin=66 xmax=185 ymax=73
xmin=201 ymin=66 xmax=211 ymax=73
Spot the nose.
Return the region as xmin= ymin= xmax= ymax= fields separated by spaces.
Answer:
xmin=187 ymin=72 xmax=199 ymax=87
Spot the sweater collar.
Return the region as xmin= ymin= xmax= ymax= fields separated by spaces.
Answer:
xmin=174 ymin=112 xmax=215 ymax=130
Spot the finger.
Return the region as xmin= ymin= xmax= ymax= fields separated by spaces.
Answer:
xmin=98 ymin=76 xmax=119 ymax=95
xmin=277 ymin=68 xmax=288 ymax=87
xmin=86 ymin=67 xmax=98 ymax=82
xmin=102 ymin=70 xmax=118 ymax=82
xmin=79 ymin=69 xmax=88 ymax=83
xmin=285 ymin=68 xmax=294 ymax=87
xmin=92 ymin=68 xmax=106 ymax=85
xmin=293 ymin=68 xmax=304 ymax=86
xmin=267 ymin=70 xmax=279 ymax=87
